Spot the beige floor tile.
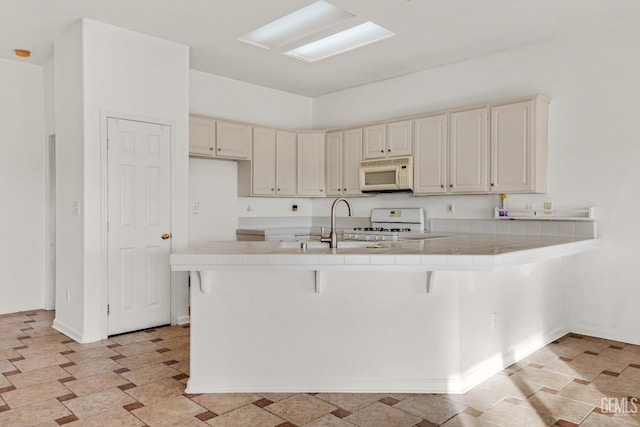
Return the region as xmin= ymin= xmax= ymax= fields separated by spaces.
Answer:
xmin=65 ymin=406 xmax=145 ymax=426
xmin=124 ymin=377 xmax=185 ymax=405
xmin=580 ymin=412 xmax=639 ymax=426
xmin=192 ymin=393 xmax=264 ymax=415
xmin=266 ymin=394 xmax=337 ymax=426
xmin=315 ymin=392 xmax=386 ymax=412
xmin=16 ymin=342 xmax=70 ymax=359
xmin=2 ymin=379 xmax=70 ymax=408
xmin=558 ymin=380 xmax=628 ymax=407
xmin=479 ymin=399 xmax=557 ymax=427
xmin=160 ymin=335 xmax=190 ymax=350
xmin=0 ymin=338 xmax=23 ymax=350
xmin=442 ymin=388 xmax=507 ymax=411
xmin=13 ymin=352 xmax=71 ymax=372
xmin=441 ymin=413 xmax=501 ymax=427
xmin=623 ymin=344 xmax=640 ymax=355
xmin=524 ymin=390 xmax=594 ymax=424
xmin=345 ymin=401 xmax=421 ymax=427
xmin=207 ymin=404 xmax=285 ymax=427
xmin=113 ymin=340 xmax=164 ymax=357
xmin=0 ymin=373 xmax=12 ymax=389
xmin=523 ymin=347 xmax=562 ymax=366
xmin=110 ymin=331 xmax=155 ymax=346
xmin=0 ymin=398 xmax=71 ymax=426
xmin=0 ymin=348 xmax=20 ymax=360
xmin=149 ymin=325 xmax=191 ymax=341
xmin=473 ymin=373 xmax=539 ymax=400
xmin=161 ymin=347 xmax=190 ymax=364
xmin=64 ymin=358 xmax=123 ymax=379
xmin=303 ymin=413 xmax=355 ymax=426
xmin=6 ymin=365 xmax=70 ymax=388
xmin=509 ymin=366 xmax=574 ymax=391
xmin=542 ymin=354 xmax=606 ymax=381
xmin=64 ymin=339 xmax=117 ymax=353
xmin=116 ymin=350 xmax=169 ymax=370
xmin=132 ymin=395 xmax=206 ymax=425
xmin=595 ymin=348 xmax=640 ymax=372
xmin=548 ymin=337 xmax=606 ymax=358
xmin=62 ymin=387 xmax=136 ymax=418
xmin=64 ymin=346 xmax=120 ymax=364
xmin=121 ymin=362 xmax=181 ymax=386
xmin=259 ymin=393 xmax=296 ymax=402
xmin=394 ymin=394 xmax=467 ymax=424
xmin=593 ymin=370 xmax=640 ymax=398
xmin=0 ymin=359 xmax=15 ymax=374
xmin=64 ymin=371 xmax=130 ymax=396
xmin=170 ymin=418 xmax=210 ymax=427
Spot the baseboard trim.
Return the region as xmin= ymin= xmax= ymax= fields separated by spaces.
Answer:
xmin=176 ymin=315 xmax=190 ymax=326
xmin=570 ymin=324 xmax=640 ymax=346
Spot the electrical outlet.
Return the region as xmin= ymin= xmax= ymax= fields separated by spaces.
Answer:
xmin=491 ymin=312 xmax=498 ymax=330
xmin=447 ymin=203 xmax=455 ymax=214
xmin=544 ymin=201 xmax=552 ymax=215
xmin=193 ymin=203 xmax=200 ymax=214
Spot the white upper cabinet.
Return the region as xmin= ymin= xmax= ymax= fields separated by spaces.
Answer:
xmin=342 ymin=128 xmax=363 ymax=195
xmin=449 ymin=107 xmax=489 ymax=193
xmin=189 ymin=115 xmax=216 ymax=156
xmin=241 ymin=128 xmax=296 ymax=197
xmin=216 ymin=120 xmax=251 ymax=160
xmin=326 ymin=131 xmax=343 ymax=196
xmin=275 ymin=130 xmax=297 ymax=196
xmin=297 ymin=132 xmax=325 ymax=197
xmin=490 ymin=95 xmax=549 ymax=193
xmin=326 ymin=129 xmax=363 ymax=196
xmin=251 ymin=127 xmax=277 ymax=196
xmin=363 ymin=124 xmax=387 ymax=159
xmin=387 ymin=120 xmax=413 ymax=157
xmin=363 ymin=121 xmax=413 ymax=159
xmin=413 ymin=114 xmax=448 ymax=194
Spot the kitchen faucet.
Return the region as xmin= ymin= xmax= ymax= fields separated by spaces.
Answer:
xmin=321 ymin=197 xmax=353 ymax=248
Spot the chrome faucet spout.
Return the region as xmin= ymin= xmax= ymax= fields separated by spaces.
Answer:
xmin=322 ymin=197 xmax=353 ymax=248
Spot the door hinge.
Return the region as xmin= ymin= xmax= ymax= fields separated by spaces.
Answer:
xmin=107 ymin=304 xmax=110 ymax=315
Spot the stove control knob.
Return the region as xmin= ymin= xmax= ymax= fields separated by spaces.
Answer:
xmin=374 ymin=236 xmax=380 ymax=241
xmin=380 ymin=236 xmax=386 ymax=241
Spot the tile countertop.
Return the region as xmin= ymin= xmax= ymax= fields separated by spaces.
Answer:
xmin=170 ymin=234 xmax=600 ymax=272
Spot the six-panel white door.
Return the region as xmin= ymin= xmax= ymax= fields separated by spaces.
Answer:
xmin=107 ymin=118 xmax=171 ymax=335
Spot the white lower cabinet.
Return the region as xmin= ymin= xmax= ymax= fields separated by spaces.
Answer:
xmin=326 ymin=128 xmax=363 ymax=196
xmin=297 ymin=132 xmax=326 ymax=197
xmin=490 ymin=95 xmax=549 ymax=193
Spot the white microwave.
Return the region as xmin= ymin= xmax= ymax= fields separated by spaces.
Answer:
xmin=359 ymin=156 xmax=413 ymax=192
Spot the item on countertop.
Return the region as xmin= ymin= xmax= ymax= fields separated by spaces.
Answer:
xmin=500 ymin=194 xmax=508 ymax=216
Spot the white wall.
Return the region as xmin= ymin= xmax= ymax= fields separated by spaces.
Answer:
xmin=188 ymin=70 xmax=314 ymax=244
xmin=54 ymin=19 xmax=190 ymax=341
xmin=0 ymin=59 xmax=46 ymax=314
xmin=312 ymin=19 xmax=640 ymax=344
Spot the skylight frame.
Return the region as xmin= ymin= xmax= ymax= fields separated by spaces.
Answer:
xmin=283 ymin=21 xmax=395 ymax=63
xmin=238 ymin=0 xmax=354 ymax=50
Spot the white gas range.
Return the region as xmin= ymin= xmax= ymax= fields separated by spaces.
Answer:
xmin=343 ymin=208 xmax=425 ymax=242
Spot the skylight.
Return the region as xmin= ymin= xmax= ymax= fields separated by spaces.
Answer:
xmin=238 ymin=1 xmax=354 ymax=50
xmin=284 ymin=21 xmax=395 ymax=63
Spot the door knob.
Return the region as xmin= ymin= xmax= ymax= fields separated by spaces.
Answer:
xmin=161 ymin=233 xmax=170 ymax=240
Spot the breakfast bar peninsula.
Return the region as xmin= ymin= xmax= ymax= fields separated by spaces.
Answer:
xmin=170 ymin=232 xmax=598 ymax=394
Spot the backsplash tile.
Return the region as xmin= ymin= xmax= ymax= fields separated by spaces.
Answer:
xmin=429 ymin=218 xmax=597 ymax=238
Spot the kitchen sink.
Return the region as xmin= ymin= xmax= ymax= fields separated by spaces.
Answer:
xmin=277 ymin=241 xmax=388 ymax=249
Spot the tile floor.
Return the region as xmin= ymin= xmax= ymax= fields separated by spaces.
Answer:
xmin=1 ymin=311 xmax=639 ymax=426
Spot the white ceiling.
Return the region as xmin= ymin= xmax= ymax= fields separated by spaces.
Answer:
xmin=2 ymin=0 xmax=640 ymax=97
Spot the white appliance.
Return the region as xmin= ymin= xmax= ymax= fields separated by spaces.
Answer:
xmin=359 ymin=156 xmax=413 ymax=192
xmin=343 ymin=208 xmax=425 ymax=241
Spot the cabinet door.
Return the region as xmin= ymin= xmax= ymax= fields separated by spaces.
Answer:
xmin=216 ymin=120 xmax=251 ymax=159
xmin=342 ymin=128 xmax=363 ymax=195
xmin=387 ymin=120 xmax=412 ymax=157
xmin=252 ymin=127 xmax=276 ymax=196
xmin=450 ymin=107 xmax=489 ymax=193
xmin=413 ymin=115 xmax=448 ymax=194
xmin=363 ymin=124 xmax=387 ymax=159
xmin=297 ymin=133 xmax=326 ymax=197
xmin=325 ymin=131 xmax=343 ymax=196
xmin=189 ymin=116 xmax=215 ymax=156
xmin=490 ymin=100 xmax=534 ymax=193
xmin=275 ymin=130 xmax=297 ymax=196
